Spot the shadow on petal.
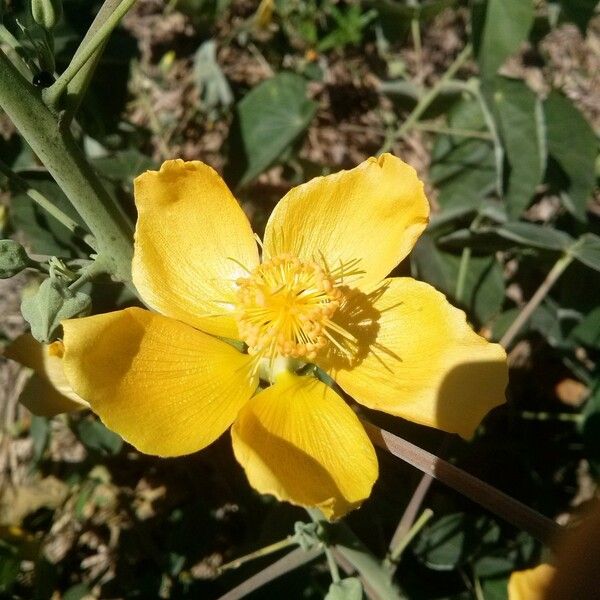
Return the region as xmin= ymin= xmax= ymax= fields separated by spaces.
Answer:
xmin=233 ymin=410 xmax=363 ymax=520
xmin=435 ymin=359 xmax=509 ymax=439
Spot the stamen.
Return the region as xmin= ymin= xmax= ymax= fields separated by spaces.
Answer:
xmin=234 ymin=254 xmax=356 ymax=363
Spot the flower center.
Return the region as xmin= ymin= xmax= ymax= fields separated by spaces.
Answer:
xmin=235 ymin=254 xmax=345 ymax=362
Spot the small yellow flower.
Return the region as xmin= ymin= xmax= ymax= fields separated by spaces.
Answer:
xmin=508 ymin=564 xmax=556 ymax=600
xmin=3 ymin=334 xmax=88 ymax=416
xmin=60 ymin=155 xmax=507 ymax=519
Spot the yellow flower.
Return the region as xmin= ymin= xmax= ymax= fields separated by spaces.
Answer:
xmin=508 ymin=564 xmax=556 ymax=600
xmin=3 ymin=334 xmax=88 ymax=416
xmin=60 ymin=155 xmax=507 ymax=519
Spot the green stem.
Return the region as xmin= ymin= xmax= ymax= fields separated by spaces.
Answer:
xmin=63 ymin=0 xmax=125 ymax=119
xmin=0 ymin=48 xmax=134 ymax=282
xmin=499 ymin=253 xmax=574 ymax=349
xmin=68 ymin=256 xmax=113 ymax=291
xmin=455 ymin=246 xmax=471 ymax=303
xmin=43 ymin=0 xmax=137 ymax=109
xmin=306 ymin=508 xmax=403 ymax=600
xmin=379 ymin=43 xmax=472 ymax=153
xmin=324 ymin=547 xmax=341 ymax=584
xmin=475 ymin=84 xmax=504 ymax=197
xmin=414 ymin=122 xmax=493 ymax=140
xmin=0 ymin=158 xmax=92 ymax=244
xmin=410 ymin=17 xmax=421 ymax=63
xmin=218 ymin=537 xmax=296 ymax=574
xmin=385 ymin=508 xmax=433 ymax=570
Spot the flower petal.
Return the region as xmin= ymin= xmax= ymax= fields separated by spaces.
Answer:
xmin=3 ymin=334 xmax=88 ymax=416
xmin=231 ymin=371 xmax=378 ymax=519
xmin=133 ymin=160 xmax=259 ymax=338
xmin=320 ymin=278 xmax=507 ymax=439
xmin=62 ymin=308 xmax=258 ymax=457
xmin=263 ymin=154 xmax=429 ymax=288
xmin=508 ymin=565 xmax=556 ymax=600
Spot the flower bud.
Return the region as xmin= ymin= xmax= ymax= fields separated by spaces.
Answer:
xmin=31 ymin=0 xmax=63 ymax=30
xmin=21 ymin=277 xmax=91 ymax=343
xmin=0 ymin=239 xmax=31 ymax=279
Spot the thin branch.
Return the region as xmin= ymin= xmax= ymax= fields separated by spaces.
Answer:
xmin=216 ymin=547 xmax=322 ymax=600
xmin=43 ymin=0 xmax=137 ymax=108
xmin=218 ymin=537 xmax=296 ymax=574
xmin=362 ymin=420 xmax=561 ymax=548
xmin=386 ymin=509 xmax=434 ymax=570
xmin=388 ymin=472 xmax=434 ymax=553
xmin=379 ymin=44 xmax=473 ymax=153
xmin=499 ymin=253 xmax=574 ymax=348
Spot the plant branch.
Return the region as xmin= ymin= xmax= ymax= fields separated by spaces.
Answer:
xmin=0 ymin=48 xmax=134 ymax=282
xmin=414 ymin=122 xmax=493 ymax=140
xmin=325 ymin=547 xmax=341 ymax=583
xmin=362 ymin=420 xmax=561 ymax=548
xmin=43 ymin=0 xmax=137 ymax=109
xmin=385 ymin=508 xmax=433 ymax=570
xmin=499 ymin=253 xmax=574 ymax=348
xmin=306 ymin=508 xmax=403 ymax=600
xmin=388 ymin=472 xmax=434 ymax=555
xmin=218 ymin=537 xmax=296 ymax=574
xmin=216 ymin=547 xmax=323 ymax=600
xmin=379 ymin=43 xmax=473 ymax=153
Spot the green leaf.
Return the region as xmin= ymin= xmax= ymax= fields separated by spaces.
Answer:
xmin=430 ymin=98 xmax=496 ymax=211
xmin=493 ymin=77 xmax=546 ymax=217
xmin=30 ymin=415 xmax=50 ymax=466
xmin=572 ymin=234 xmax=600 ymax=272
xmin=495 ymin=222 xmax=574 ymax=251
xmin=75 ymin=419 xmax=123 ymax=456
xmin=0 ymin=546 xmax=19 ymax=594
xmin=0 ymin=239 xmax=31 ymax=278
xmin=474 ymin=0 xmax=535 ymax=80
xmin=413 ymin=512 xmax=501 ymax=571
xmin=412 ymin=234 xmax=505 ymax=325
xmin=9 ymin=178 xmax=87 ymax=257
xmin=545 ymin=91 xmax=597 ymax=221
xmin=93 ymin=148 xmax=156 ymax=193
xmin=325 ymin=577 xmax=363 ymax=600
xmin=570 ymin=306 xmax=600 ymax=348
xmin=62 ymin=583 xmax=90 ymax=600
xmin=479 ymin=576 xmax=509 ymax=600
xmin=235 ymin=73 xmax=317 ymax=185
xmin=194 ymin=39 xmax=233 ymax=110
xmin=438 ymin=228 xmax=508 ymax=253
xmin=21 ymin=278 xmax=92 ymax=343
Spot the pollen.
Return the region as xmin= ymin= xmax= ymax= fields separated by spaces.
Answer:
xmin=235 ymin=254 xmax=347 ymax=362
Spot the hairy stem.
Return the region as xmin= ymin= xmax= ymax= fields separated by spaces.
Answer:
xmin=43 ymin=0 xmax=137 ymax=109
xmin=306 ymin=508 xmax=403 ymax=600
xmin=0 ymin=48 xmax=134 ymax=282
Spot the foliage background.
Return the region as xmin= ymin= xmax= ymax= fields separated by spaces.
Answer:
xmin=0 ymin=0 xmax=599 ymax=598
